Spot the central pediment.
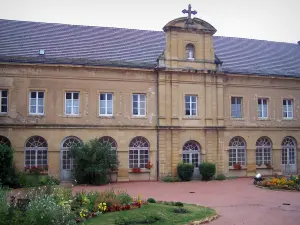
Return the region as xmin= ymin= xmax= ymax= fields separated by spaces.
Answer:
xmin=163 ymin=17 xmax=217 ymax=34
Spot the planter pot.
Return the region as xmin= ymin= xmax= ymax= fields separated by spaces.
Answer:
xmin=228 ymin=169 xmax=247 ymax=177
xmin=108 ymin=172 xmax=118 ymax=183
xmin=129 ymin=172 xmax=150 ymax=181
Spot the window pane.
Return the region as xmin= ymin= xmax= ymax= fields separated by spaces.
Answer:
xmin=31 ymin=92 xmax=36 ymax=98
xmin=38 ymin=92 xmax=44 ymax=98
xmin=133 ymin=102 xmax=138 ymax=108
xmin=185 ymin=96 xmax=190 ymax=103
xmin=107 ymin=107 xmax=113 ymax=114
xmin=1 ymin=106 xmax=7 ymax=112
xmin=107 ymin=94 xmax=113 ymax=100
xmin=66 ymin=107 xmax=72 ymax=114
xmin=191 ymin=103 xmax=196 ymax=110
xmin=100 ymin=94 xmax=105 ymax=100
xmin=73 ymin=100 xmax=79 ymax=107
xmin=191 ymin=96 xmax=197 ymax=102
xmin=1 ymin=98 xmax=7 ymax=105
xmin=258 ymin=99 xmax=261 ymax=105
xmin=140 ymin=94 xmax=146 ymax=101
xmin=191 ymin=109 xmax=196 ymax=115
xmin=288 ymin=112 xmax=293 ymax=118
xmin=283 ymin=100 xmax=286 ymax=106
xmin=30 ymin=99 xmax=36 ymax=107
xmin=140 ymin=109 xmax=146 ymax=115
xmin=73 ymin=93 xmax=79 ymax=99
xmin=100 ymin=108 xmax=106 ymax=115
xmin=133 ymin=108 xmax=138 ymax=115
xmin=107 ymin=100 xmax=113 ymax=108
xmin=73 ymin=107 xmax=79 ymax=114
xmin=38 ymin=106 xmax=44 ymax=113
xmin=133 ymin=94 xmax=138 ymax=101
xmin=2 ymin=91 xmax=8 ymax=97
xmin=30 ymin=106 xmax=36 ymax=113
xmin=66 ymin=93 xmax=71 ymax=99
xmin=38 ymin=99 xmax=44 ymax=106
xmin=140 ymin=102 xmax=145 ymax=109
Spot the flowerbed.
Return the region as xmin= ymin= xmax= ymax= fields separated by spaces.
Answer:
xmin=256 ymin=175 xmax=300 ymax=191
xmin=0 ymin=186 xmax=148 ymax=225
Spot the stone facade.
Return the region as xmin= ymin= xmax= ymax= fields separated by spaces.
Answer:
xmin=0 ymin=15 xmax=299 ymax=181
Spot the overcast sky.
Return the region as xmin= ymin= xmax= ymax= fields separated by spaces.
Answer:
xmin=0 ymin=0 xmax=299 ymax=43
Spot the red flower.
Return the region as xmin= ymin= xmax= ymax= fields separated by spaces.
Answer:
xmin=145 ymin=161 xmax=153 ymax=170
xmin=132 ymin=167 xmax=141 ymax=173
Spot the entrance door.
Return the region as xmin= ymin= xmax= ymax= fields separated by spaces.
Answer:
xmin=182 ymin=141 xmax=201 ymax=180
xmin=282 ymin=137 xmax=297 ymax=175
xmin=60 ymin=136 xmax=82 ymax=181
xmin=282 ymin=147 xmax=297 ymax=174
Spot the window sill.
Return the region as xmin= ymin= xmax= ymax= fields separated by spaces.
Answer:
xmin=282 ymin=118 xmax=295 ymax=121
xmin=257 ymin=118 xmax=271 ymax=121
xmin=0 ymin=113 xmax=8 ymax=117
xmin=129 ymin=169 xmax=150 ymax=173
xmin=230 ymin=118 xmax=244 ymax=121
xmin=182 ymin=116 xmax=201 ymax=120
xmin=256 ymin=165 xmax=273 ymax=169
xmin=28 ymin=114 xmax=45 ymax=117
xmin=229 ymin=167 xmax=247 ymax=170
xmin=63 ymin=115 xmax=82 ymax=118
xmin=131 ymin=116 xmax=147 ymax=119
xmin=99 ymin=115 xmax=115 ymax=119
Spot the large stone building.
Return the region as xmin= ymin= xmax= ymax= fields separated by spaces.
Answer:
xmin=0 ymin=5 xmax=300 ymax=181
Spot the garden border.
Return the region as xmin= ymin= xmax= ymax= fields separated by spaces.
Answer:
xmin=255 ymin=185 xmax=299 ymax=192
xmin=187 ymin=213 xmax=220 ymax=225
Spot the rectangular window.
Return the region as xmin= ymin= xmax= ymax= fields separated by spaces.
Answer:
xmin=129 ymin=149 xmax=149 ymax=168
xmin=283 ymin=99 xmax=293 ymax=119
xmin=229 ymin=148 xmax=246 ymax=166
xmin=29 ymin=91 xmax=44 ymax=115
xmin=132 ymin=94 xmax=146 ymax=116
xmin=231 ymin=97 xmax=242 ymax=118
xmin=258 ymin=98 xmax=268 ymax=118
xmin=0 ymin=90 xmax=8 ymax=113
xmin=65 ymin=92 xmax=80 ymax=115
xmin=99 ymin=93 xmax=113 ymax=116
xmin=185 ymin=95 xmax=197 ymax=116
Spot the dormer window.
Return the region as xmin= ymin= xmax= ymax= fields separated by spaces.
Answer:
xmin=186 ymin=44 xmax=195 ymax=60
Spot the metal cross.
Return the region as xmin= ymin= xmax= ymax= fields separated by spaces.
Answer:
xmin=182 ymin=4 xmax=197 ymax=21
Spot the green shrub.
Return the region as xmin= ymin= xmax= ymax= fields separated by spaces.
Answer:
xmin=177 ymin=163 xmax=194 ymax=181
xmin=147 ymin=198 xmax=156 ymax=203
xmin=174 ymin=201 xmax=184 ymax=207
xmin=71 ymin=139 xmax=118 ymax=185
xmin=116 ymin=191 xmax=133 ymax=205
xmin=0 ymin=145 xmax=20 ymax=188
xmin=199 ymin=163 xmax=216 ymax=181
xmin=19 ymin=173 xmax=41 ymax=187
xmin=215 ymin=173 xmax=226 ymax=180
xmin=0 ymin=188 xmax=10 ymax=225
xmin=161 ymin=176 xmax=181 ymax=182
xmin=23 ymin=195 xmax=76 ymax=225
xmin=115 ymin=213 xmax=162 ymax=225
xmin=173 ymin=207 xmax=190 ymax=214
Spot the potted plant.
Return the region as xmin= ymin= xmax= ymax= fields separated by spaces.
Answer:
xmin=233 ymin=163 xmax=242 ymax=170
xmin=264 ymin=162 xmax=272 ymax=169
xmin=131 ymin=167 xmax=141 ymax=173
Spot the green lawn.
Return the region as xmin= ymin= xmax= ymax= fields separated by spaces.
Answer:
xmin=83 ymin=203 xmax=216 ymax=225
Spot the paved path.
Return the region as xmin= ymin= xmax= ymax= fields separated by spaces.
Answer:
xmin=73 ymin=178 xmax=300 ymax=225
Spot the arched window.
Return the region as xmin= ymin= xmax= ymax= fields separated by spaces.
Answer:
xmin=0 ymin=135 xmax=11 ymax=147
xmin=185 ymin=44 xmax=195 ymax=60
xmin=99 ymin=136 xmax=117 ymax=151
xmin=282 ymin=136 xmax=297 ymax=165
xmin=256 ymin=137 xmax=272 ymax=166
xmin=61 ymin=136 xmax=82 ymax=171
xmin=24 ymin=136 xmax=48 ymax=168
xmin=129 ymin=136 xmax=149 ymax=168
xmin=229 ymin=136 xmax=246 ymax=166
xmin=182 ymin=140 xmax=200 ymax=167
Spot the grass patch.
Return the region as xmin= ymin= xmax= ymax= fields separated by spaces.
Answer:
xmin=84 ymin=203 xmax=216 ymax=225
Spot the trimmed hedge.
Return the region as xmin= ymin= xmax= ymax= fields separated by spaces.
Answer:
xmin=199 ymin=163 xmax=216 ymax=181
xmin=177 ymin=163 xmax=194 ymax=181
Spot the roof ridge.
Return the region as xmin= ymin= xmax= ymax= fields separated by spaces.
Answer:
xmin=0 ymin=18 xmax=164 ymax=34
xmin=214 ymin=35 xmax=297 ymax=45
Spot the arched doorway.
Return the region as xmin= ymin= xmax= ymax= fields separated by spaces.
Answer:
xmin=60 ymin=136 xmax=82 ymax=181
xmin=182 ymin=140 xmax=201 ymax=179
xmin=282 ymin=136 xmax=297 ymax=175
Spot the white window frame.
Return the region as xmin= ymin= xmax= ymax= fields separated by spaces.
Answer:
xmin=0 ymin=90 xmax=8 ymax=114
xmin=231 ymin=97 xmax=242 ymax=118
xmin=132 ymin=94 xmax=146 ymax=116
xmin=29 ymin=91 xmax=45 ymax=115
xmin=185 ymin=95 xmax=197 ymax=116
xmin=258 ymin=98 xmax=268 ymax=119
xmin=283 ymin=99 xmax=293 ymax=119
xmin=65 ymin=92 xmax=80 ymax=116
xmin=99 ymin=93 xmax=113 ymax=116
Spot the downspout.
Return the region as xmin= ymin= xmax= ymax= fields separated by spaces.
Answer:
xmin=155 ymin=67 xmax=160 ymax=181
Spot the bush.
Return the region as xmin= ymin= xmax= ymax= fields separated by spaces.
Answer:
xmin=115 ymin=213 xmax=162 ymax=225
xmin=23 ymin=195 xmax=76 ymax=225
xmin=161 ymin=176 xmax=181 ymax=182
xmin=177 ymin=163 xmax=194 ymax=181
xmin=0 ymin=145 xmax=20 ymax=188
xmin=0 ymin=188 xmax=10 ymax=225
xmin=215 ymin=173 xmax=226 ymax=180
xmin=147 ymin=198 xmax=156 ymax=203
xmin=71 ymin=139 xmax=118 ymax=185
xmin=199 ymin=163 xmax=216 ymax=181
xmin=116 ymin=191 xmax=133 ymax=205
xmin=173 ymin=207 xmax=190 ymax=214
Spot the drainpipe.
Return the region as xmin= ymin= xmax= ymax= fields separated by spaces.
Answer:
xmin=155 ymin=67 xmax=160 ymax=181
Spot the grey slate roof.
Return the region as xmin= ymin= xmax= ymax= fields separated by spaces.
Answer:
xmin=0 ymin=19 xmax=299 ymax=77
